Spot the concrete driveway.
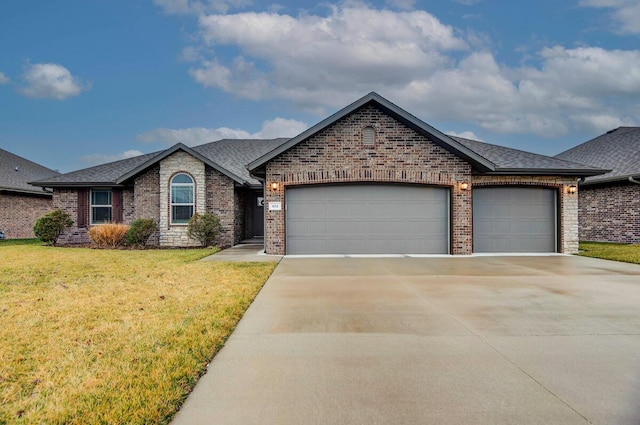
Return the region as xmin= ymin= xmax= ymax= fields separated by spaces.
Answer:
xmin=172 ymin=255 xmax=640 ymax=425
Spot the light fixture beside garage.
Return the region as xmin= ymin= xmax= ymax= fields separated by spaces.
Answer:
xmin=270 ymin=182 xmax=280 ymax=191
xmin=459 ymin=182 xmax=469 ymax=191
xmin=567 ymin=185 xmax=577 ymax=194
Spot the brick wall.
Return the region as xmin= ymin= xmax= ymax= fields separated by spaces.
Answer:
xmin=133 ymin=165 xmax=160 ymax=245
xmin=579 ymin=182 xmax=640 ymax=244
xmin=205 ymin=167 xmax=236 ymax=248
xmin=0 ymin=192 xmax=53 ymax=239
xmin=54 ymin=189 xmax=90 ymax=245
xmin=264 ymin=104 xmax=473 ymax=255
xmin=472 ymin=176 xmax=580 ymax=253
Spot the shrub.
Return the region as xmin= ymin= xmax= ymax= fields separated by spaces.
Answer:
xmin=88 ymin=224 xmax=130 ymax=248
xmin=125 ymin=218 xmax=159 ymax=247
xmin=34 ymin=209 xmax=74 ymax=245
xmin=187 ymin=212 xmax=222 ymax=247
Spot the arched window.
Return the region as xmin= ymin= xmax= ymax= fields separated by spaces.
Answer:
xmin=171 ymin=173 xmax=194 ymax=224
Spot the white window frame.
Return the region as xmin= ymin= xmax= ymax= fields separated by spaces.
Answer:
xmin=90 ymin=189 xmax=112 ymax=224
xmin=170 ymin=173 xmax=195 ymax=225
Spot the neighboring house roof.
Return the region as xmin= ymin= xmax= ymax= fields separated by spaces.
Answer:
xmin=31 ymin=139 xmax=290 ymax=188
xmin=452 ymin=137 xmax=605 ymax=176
xmin=555 ymin=127 xmax=640 ymax=185
xmin=249 ymin=92 xmax=496 ymax=175
xmin=0 ymin=148 xmax=59 ymax=196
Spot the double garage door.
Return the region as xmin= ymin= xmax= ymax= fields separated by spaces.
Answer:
xmin=286 ymin=184 xmax=449 ymax=254
xmin=285 ymin=184 xmax=557 ymax=255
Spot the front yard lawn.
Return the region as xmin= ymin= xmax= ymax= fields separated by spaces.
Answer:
xmin=0 ymin=241 xmax=276 ymax=424
xmin=579 ymin=241 xmax=640 ymax=265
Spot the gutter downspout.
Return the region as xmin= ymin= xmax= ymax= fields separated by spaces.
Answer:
xmin=629 ymin=176 xmax=640 ymax=185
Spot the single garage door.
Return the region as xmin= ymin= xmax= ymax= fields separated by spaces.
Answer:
xmin=473 ymin=187 xmax=557 ymax=253
xmin=286 ymin=184 xmax=449 ymax=255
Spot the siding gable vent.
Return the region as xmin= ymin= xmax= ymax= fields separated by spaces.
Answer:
xmin=363 ymin=126 xmax=375 ymax=145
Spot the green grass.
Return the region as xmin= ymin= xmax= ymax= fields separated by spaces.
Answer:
xmin=0 ymin=238 xmax=42 ymax=246
xmin=579 ymin=241 xmax=640 ymax=265
xmin=0 ymin=243 xmax=277 ymax=424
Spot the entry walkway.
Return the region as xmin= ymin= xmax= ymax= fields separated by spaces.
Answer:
xmin=174 ymin=255 xmax=640 ymax=425
xmin=200 ymin=243 xmax=282 ymax=263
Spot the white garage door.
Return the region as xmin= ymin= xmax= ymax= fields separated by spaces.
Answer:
xmin=286 ymin=184 xmax=449 ymax=255
xmin=473 ymin=187 xmax=557 ymax=253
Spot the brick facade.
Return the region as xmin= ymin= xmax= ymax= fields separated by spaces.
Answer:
xmin=0 ymin=192 xmax=53 ymax=239
xmin=579 ymin=182 xmax=640 ymax=244
xmin=264 ymin=105 xmax=473 ymax=255
xmin=54 ymin=189 xmax=90 ymax=245
xmin=472 ymin=176 xmax=580 ymax=254
xmin=205 ymin=167 xmax=237 ymax=248
xmin=53 ymin=151 xmax=242 ymax=248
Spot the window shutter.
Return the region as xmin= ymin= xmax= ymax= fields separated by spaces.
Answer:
xmin=112 ymin=189 xmax=123 ymax=223
xmin=77 ymin=189 xmax=88 ymax=228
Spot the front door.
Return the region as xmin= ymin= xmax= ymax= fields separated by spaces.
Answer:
xmin=251 ymin=191 xmax=264 ymax=237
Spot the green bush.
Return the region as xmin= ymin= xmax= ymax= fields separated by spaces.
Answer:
xmin=187 ymin=212 xmax=222 ymax=247
xmin=125 ymin=218 xmax=159 ymax=247
xmin=34 ymin=209 xmax=74 ymax=245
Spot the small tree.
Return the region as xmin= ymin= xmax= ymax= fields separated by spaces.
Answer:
xmin=125 ymin=218 xmax=159 ymax=247
xmin=187 ymin=212 xmax=222 ymax=247
xmin=34 ymin=209 xmax=74 ymax=245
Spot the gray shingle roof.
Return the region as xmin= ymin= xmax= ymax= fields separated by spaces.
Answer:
xmin=0 ymin=148 xmax=59 ymax=195
xmin=31 ymin=139 xmax=290 ymax=188
xmin=192 ymin=138 xmax=290 ymax=186
xmin=450 ymin=136 xmax=605 ymax=175
xmin=31 ymin=152 xmax=163 ymax=186
xmin=555 ymin=127 xmax=640 ymax=184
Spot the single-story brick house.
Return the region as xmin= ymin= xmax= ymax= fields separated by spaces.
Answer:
xmin=556 ymin=127 xmax=640 ymax=244
xmin=32 ymin=92 xmax=605 ymax=254
xmin=0 ymin=148 xmax=59 ymax=239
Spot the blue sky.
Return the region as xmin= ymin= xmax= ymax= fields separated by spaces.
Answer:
xmin=1 ymin=0 xmax=639 ymax=172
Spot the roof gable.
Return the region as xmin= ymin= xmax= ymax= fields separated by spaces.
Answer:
xmin=0 ymin=148 xmax=59 ymax=195
xmin=248 ymin=92 xmax=496 ymax=174
xmin=555 ymin=127 xmax=640 ymax=184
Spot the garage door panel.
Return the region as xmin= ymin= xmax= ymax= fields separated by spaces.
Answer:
xmin=286 ymin=184 xmax=449 ymax=255
xmin=473 ymin=187 xmax=556 ymax=253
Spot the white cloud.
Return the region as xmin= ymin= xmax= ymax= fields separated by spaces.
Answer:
xmin=0 ymin=72 xmax=9 ymax=84
xmin=20 ymin=63 xmax=88 ymax=100
xmin=137 ymin=117 xmax=308 ymax=146
xmin=80 ymin=150 xmax=144 ymax=166
xmin=191 ymin=5 xmax=467 ymax=110
xmin=184 ymin=4 xmax=639 ymax=139
xmin=579 ymin=0 xmax=640 ymax=34
xmin=447 ymin=131 xmax=483 ymax=141
xmin=153 ymin=0 xmax=251 ymax=15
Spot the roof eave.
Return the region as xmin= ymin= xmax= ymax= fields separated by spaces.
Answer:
xmin=29 ymin=181 xmax=121 ymax=188
xmin=0 ymin=187 xmax=53 ymax=196
xmin=581 ymin=172 xmax=640 ymax=186
xmin=483 ymin=168 xmax=608 ymax=176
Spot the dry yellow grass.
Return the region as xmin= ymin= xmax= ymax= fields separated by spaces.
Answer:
xmin=0 ymin=242 xmax=276 ymax=424
xmin=88 ymin=224 xmax=130 ymax=247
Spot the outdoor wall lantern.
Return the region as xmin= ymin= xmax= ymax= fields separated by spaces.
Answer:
xmin=459 ymin=182 xmax=469 ymax=191
xmin=567 ymin=184 xmax=577 ymax=194
xmin=270 ymin=182 xmax=280 ymax=191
